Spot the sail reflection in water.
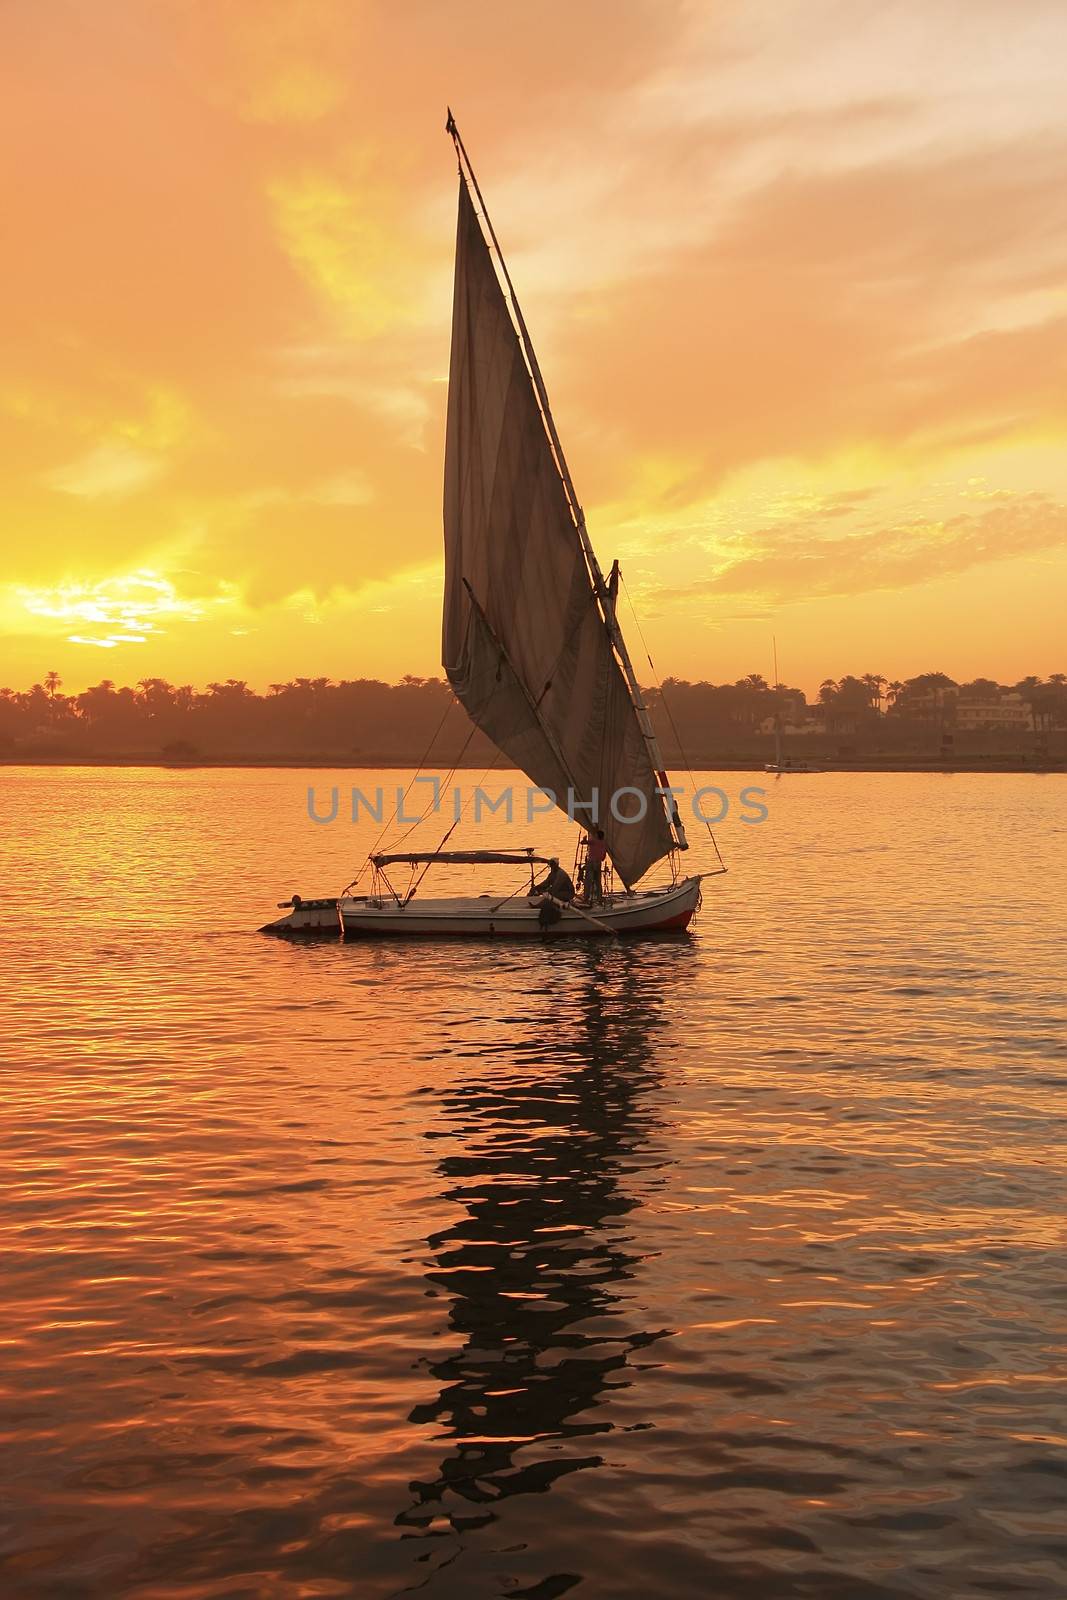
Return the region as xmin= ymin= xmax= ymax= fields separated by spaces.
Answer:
xmin=396 ymin=944 xmax=684 ymax=1587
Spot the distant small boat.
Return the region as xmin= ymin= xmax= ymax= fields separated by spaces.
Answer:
xmin=263 ymin=115 xmax=721 ymax=940
xmin=765 ymin=638 xmax=821 ymax=773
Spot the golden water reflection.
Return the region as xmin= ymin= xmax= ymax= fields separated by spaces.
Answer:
xmin=1 ymin=769 xmax=1065 ymax=1598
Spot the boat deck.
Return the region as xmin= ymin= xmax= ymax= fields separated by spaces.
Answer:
xmin=338 ymin=878 xmax=701 ymax=937
xmin=262 ymin=878 xmax=703 ymax=939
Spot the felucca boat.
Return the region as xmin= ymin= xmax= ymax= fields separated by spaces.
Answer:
xmin=263 ymin=115 xmax=724 ymax=940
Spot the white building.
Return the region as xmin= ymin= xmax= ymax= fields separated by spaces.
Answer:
xmin=955 ymin=692 xmax=1032 ymax=731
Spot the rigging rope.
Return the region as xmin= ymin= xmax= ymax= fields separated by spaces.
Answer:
xmin=341 ymin=625 xmax=537 ymax=896
xmin=341 ymin=691 xmax=458 ymax=895
xmin=619 ymin=572 xmax=727 ymax=872
xmin=403 ymin=739 xmax=508 ymax=904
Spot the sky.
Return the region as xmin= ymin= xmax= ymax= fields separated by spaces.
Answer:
xmin=2 ymin=0 xmax=1066 ymax=698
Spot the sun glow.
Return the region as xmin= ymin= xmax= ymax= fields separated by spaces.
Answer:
xmin=11 ymin=573 xmax=210 ymax=649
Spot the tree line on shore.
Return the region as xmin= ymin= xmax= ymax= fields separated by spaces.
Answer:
xmin=1 ymin=668 xmax=1064 ymax=759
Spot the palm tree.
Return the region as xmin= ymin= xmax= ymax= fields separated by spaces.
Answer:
xmin=44 ymin=670 xmax=62 ymax=701
xmin=958 ymin=678 xmax=1000 ymax=698
xmin=816 ymin=680 xmax=840 ymax=733
xmin=75 ymin=680 xmax=116 ymax=726
xmin=730 ymin=673 xmax=769 ymax=730
xmin=896 ymin=672 xmax=957 ymax=726
xmin=861 ymin=673 xmax=887 ymax=713
xmin=836 ymin=675 xmax=874 ymax=715
xmin=1013 ymin=677 xmax=1044 ymax=733
xmin=137 ymin=678 xmax=175 ymax=719
xmin=924 ymin=672 xmax=957 ymax=730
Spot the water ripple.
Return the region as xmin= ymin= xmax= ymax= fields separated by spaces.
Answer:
xmin=1 ymin=768 xmax=1065 ymax=1597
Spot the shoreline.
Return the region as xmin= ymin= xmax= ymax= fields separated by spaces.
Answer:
xmin=3 ymin=755 xmax=1063 ymax=774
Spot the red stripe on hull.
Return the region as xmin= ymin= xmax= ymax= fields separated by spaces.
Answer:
xmin=652 ymin=908 xmax=695 ymax=931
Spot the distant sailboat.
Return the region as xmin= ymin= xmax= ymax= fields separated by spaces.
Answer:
xmin=264 ymin=115 xmax=721 ymax=938
xmin=764 ymin=637 xmax=819 ymax=775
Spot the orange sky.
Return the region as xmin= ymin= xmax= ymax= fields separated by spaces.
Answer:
xmin=2 ymin=0 xmax=1066 ymax=697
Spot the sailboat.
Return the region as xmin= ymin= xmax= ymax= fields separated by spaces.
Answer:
xmin=263 ymin=115 xmax=721 ymax=939
xmin=764 ymin=638 xmax=819 ymax=774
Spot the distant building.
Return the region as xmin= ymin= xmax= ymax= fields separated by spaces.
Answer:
xmin=759 ymin=714 xmax=809 ymax=736
xmin=796 ymin=709 xmax=858 ymax=736
xmin=955 ymin=692 xmax=1032 ymax=731
xmin=760 ymin=691 xmax=808 ymax=737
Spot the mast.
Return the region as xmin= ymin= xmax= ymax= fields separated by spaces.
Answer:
xmin=445 ymin=110 xmax=688 ymax=854
xmin=772 ymin=635 xmax=782 ymax=767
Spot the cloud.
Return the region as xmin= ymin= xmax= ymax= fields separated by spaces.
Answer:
xmin=47 ymin=442 xmax=165 ymax=499
xmin=654 ymin=491 xmax=1067 ymax=602
xmin=8 ymin=571 xmax=235 ymax=649
xmin=308 ymin=470 xmax=374 ymax=506
xmin=166 ymin=0 xmax=355 ymax=125
xmin=266 ymin=165 xmax=424 ymax=336
xmin=558 ymin=134 xmax=1067 ymax=511
xmin=273 ymin=342 xmax=438 ymax=449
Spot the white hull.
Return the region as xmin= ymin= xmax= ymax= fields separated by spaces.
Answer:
xmin=263 ymin=877 xmax=703 ymax=939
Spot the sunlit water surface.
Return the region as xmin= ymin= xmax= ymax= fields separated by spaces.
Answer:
xmin=2 ymin=768 xmax=1065 ymax=1599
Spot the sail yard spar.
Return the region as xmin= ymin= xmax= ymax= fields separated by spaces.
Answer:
xmin=442 ymin=111 xmax=687 ymax=889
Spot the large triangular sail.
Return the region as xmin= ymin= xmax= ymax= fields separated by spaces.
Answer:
xmin=442 ymin=146 xmax=679 ymax=888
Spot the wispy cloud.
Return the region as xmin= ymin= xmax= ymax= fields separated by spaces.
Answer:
xmin=9 ymin=571 xmax=234 ymax=649
xmin=168 ymin=0 xmax=354 ymax=125
xmin=266 ymin=161 xmax=428 ymax=338
xmin=653 ymin=491 xmax=1067 ymax=603
xmin=308 ymin=469 xmax=374 ymax=506
xmin=47 ymin=442 xmax=165 ymax=499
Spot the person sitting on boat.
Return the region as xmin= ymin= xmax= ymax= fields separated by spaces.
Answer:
xmin=583 ymin=828 xmax=608 ymax=904
xmin=532 ymin=857 xmax=574 ymax=929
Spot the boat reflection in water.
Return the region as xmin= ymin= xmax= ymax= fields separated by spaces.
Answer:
xmin=395 ymin=941 xmax=691 ymax=1589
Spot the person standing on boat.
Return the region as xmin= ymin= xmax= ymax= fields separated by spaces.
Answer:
xmin=583 ymin=828 xmax=608 ymax=905
xmin=532 ymin=857 xmax=574 ymax=929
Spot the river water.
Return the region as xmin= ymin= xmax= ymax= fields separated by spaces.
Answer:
xmin=2 ymin=768 xmax=1065 ymax=1598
